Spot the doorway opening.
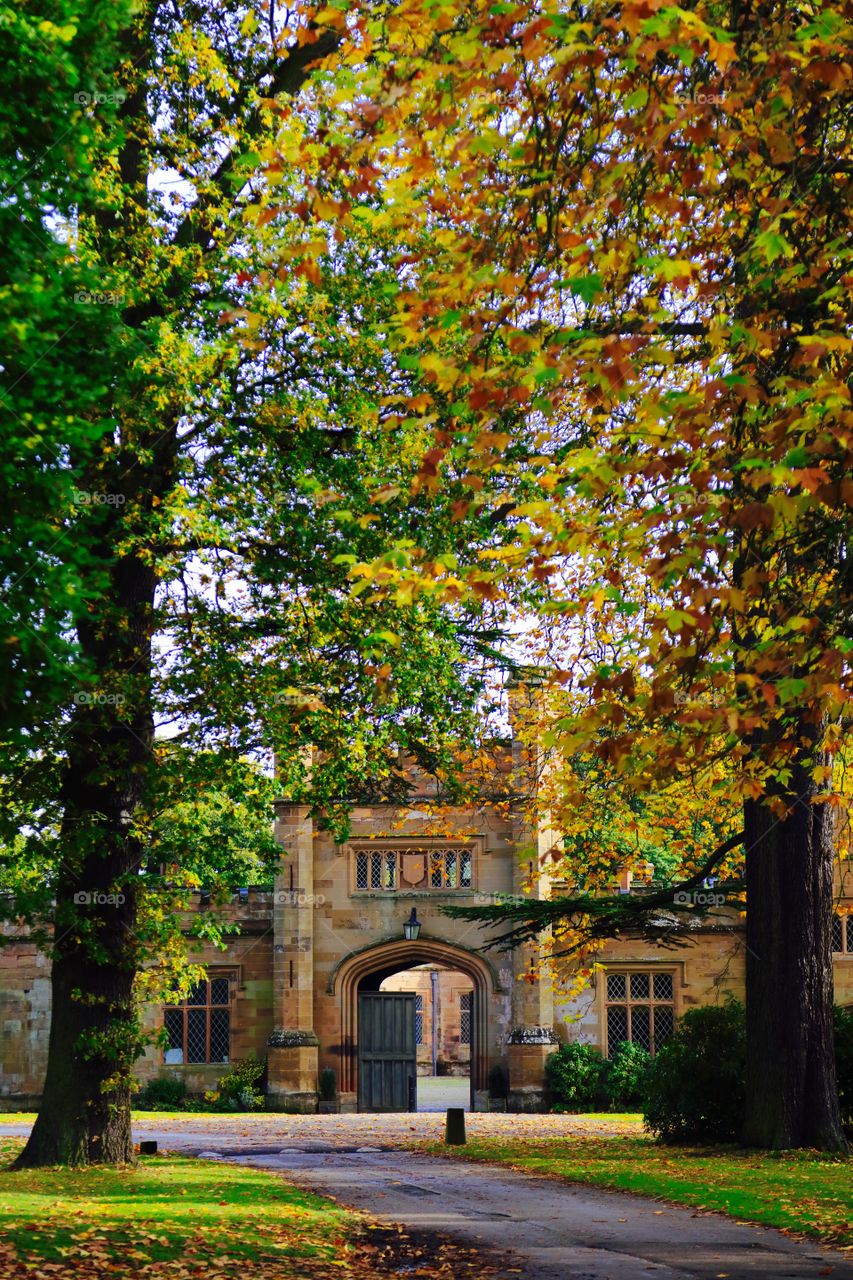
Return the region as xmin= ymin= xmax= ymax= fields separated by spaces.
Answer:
xmin=333 ymin=935 xmax=494 ymax=1110
xmin=379 ymin=964 xmax=473 ymax=1112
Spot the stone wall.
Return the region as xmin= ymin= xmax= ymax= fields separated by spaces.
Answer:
xmin=3 ymin=800 xmax=851 ymax=1111
xmin=134 ymin=892 xmax=275 ymax=1095
xmin=554 ymin=922 xmax=746 ymax=1053
xmin=555 ymin=874 xmax=853 ymax=1053
xmin=0 ymin=896 xmax=275 ymax=1107
xmin=300 ymin=800 xmax=527 ymax=1100
xmin=0 ymin=939 xmax=50 ymax=1108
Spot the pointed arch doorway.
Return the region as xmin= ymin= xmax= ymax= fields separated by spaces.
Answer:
xmin=330 ymin=937 xmax=498 ymax=1112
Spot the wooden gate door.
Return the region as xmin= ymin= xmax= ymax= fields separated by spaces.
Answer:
xmin=357 ymin=993 xmax=417 ymax=1112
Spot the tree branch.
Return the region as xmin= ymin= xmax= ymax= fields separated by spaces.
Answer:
xmin=443 ymin=829 xmax=746 ymax=952
xmin=172 ymin=28 xmax=340 ymax=254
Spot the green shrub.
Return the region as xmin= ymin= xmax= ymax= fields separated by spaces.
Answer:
xmin=546 ymin=1042 xmax=606 ymax=1111
xmin=643 ymin=1001 xmax=852 ymax=1141
xmin=488 ymin=1063 xmax=508 ymax=1099
xmin=835 ymin=1005 xmax=853 ymax=1125
xmin=135 ymin=1075 xmax=187 ymax=1111
xmin=643 ymin=1000 xmax=746 ymax=1142
xmin=137 ymin=1060 xmax=267 ymax=1113
xmin=214 ymin=1057 xmax=266 ymax=1111
xmin=602 ymin=1040 xmax=651 ymax=1110
xmin=319 ymin=1067 xmax=337 ymax=1102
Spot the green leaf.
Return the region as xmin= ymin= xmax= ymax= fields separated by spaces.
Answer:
xmin=754 ymin=230 xmax=792 ymax=264
xmin=776 ymin=677 xmax=807 ymax=703
xmin=369 ymin=629 xmax=401 ymax=648
xmin=783 ymin=446 xmax=809 ymax=468
xmin=568 ymin=273 xmax=603 ymax=305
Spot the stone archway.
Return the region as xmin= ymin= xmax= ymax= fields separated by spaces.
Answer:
xmin=329 ymin=935 xmax=501 ymax=1096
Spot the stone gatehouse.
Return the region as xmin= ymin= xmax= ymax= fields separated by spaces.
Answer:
xmin=2 ymin=739 xmax=852 ymax=1112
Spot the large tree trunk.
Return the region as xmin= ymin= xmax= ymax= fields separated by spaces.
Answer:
xmin=14 ymin=939 xmax=137 ymax=1166
xmin=15 ymin=551 xmax=157 ymax=1168
xmin=743 ymin=736 xmax=846 ymax=1151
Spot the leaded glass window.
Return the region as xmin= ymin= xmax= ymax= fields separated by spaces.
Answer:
xmin=164 ymin=974 xmax=233 ymax=1064
xmin=460 ymin=991 xmax=472 ymax=1045
xmin=356 ymin=850 xmax=397 ymax=891
xmin=352 ymin=845 xmax=475 ymax=893
xmin=604 ymin=969 xmax=675 ymax=1058
xmin=832 ymin=913 xmax=849 ymax=954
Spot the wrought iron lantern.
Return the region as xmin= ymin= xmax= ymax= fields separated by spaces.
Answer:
xmin=402 ymin=907 xmax=422 ymax=941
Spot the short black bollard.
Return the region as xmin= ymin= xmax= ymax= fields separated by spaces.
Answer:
xmin=139 ymin=1140 xmax=158 ymax=1155
xmin=445 ymin=1107 xmax=466 ymax=1145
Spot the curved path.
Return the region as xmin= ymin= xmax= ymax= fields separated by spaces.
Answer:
xmin=213 ymin=1146 xmax=850 ymax=1280
xmin=3 ymin=1114 xmax=851 ymax=1278
xmin=219 ymin=1147 xmax=852 ymax=1280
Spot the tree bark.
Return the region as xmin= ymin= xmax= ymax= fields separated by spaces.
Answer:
xmin=742 ymin=731 xmax=847 ymax=1151
xmin=14 ymin=547 xmax=158 ymax=1168
xmin=14 ymin=942 xmax=137 ymax=1167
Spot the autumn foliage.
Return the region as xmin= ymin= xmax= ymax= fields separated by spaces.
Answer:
xmin=279 ymin=0 xmax=853 ymax=1149
xmin=4 ymin=0 xmax=853 ymax=1165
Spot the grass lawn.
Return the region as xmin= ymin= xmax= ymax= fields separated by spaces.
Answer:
xmin=0 ymin=1137 xmax=367 ymax=1279
xmin=0 ymin=1137 xmax=494 ymax=1280
xmin=424 ymin=1131 xmax=853 ymax=1248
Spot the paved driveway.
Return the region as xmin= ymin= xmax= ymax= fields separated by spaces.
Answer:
xmin=0 ymin=1109 xmax=640 ymax=1149
xmin=223 ymin=1148 xmax=853 ymax=1280
xmin=4 ymin=1112 xmax=850 ymax=1278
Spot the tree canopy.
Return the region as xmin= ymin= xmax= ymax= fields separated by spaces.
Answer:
xmin=3 ymin=0 xmax=517 ymax=1167
xmin=281 ymin=0 xmax=853 ymax=1149
xmin=5 ymin=0 xmax=853 ymax=1160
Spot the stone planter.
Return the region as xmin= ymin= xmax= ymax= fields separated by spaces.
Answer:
xmin=318 ymin=1100 xmax=340 ymax=1114
xmin=487 ymin=1097 xmax=508 ymax=1112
